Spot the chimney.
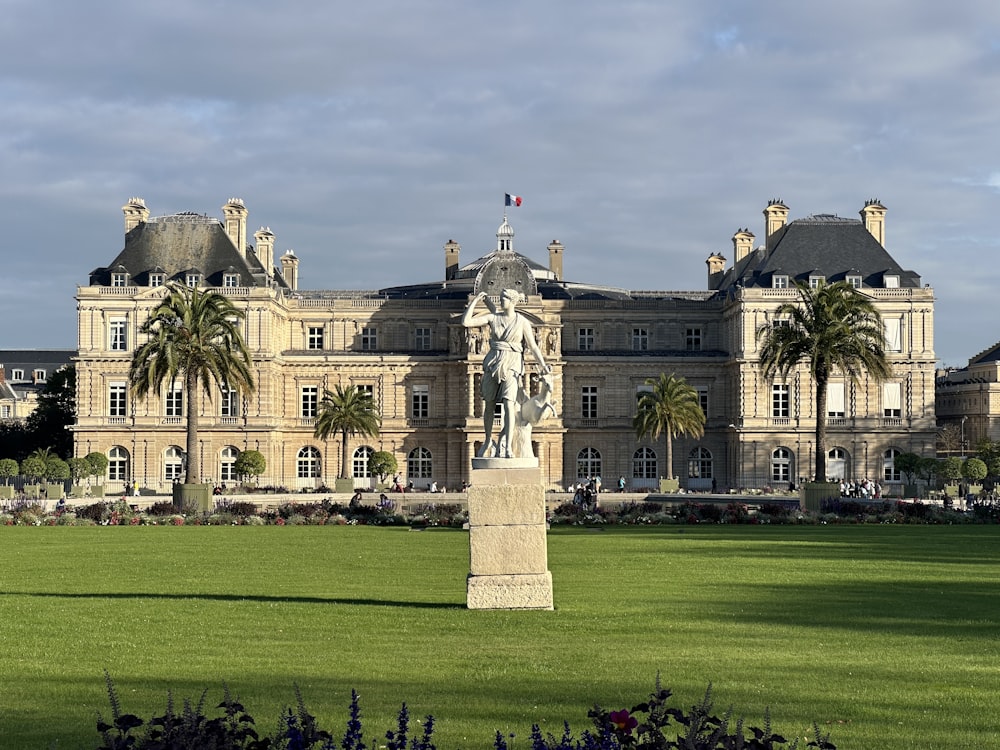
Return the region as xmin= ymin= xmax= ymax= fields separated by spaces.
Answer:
xmin=705 ymin=253 xmax=726 ymax=290
xmin=280 ymin=249 xmax=299 ymax=291
xmin=222 ymin=198 xmax=248 ymax=256
xmin=860 ymin=199 xmax=886 ymax=246
xmin=444 ymin=239 xmax=460 ymax=280
xmin=122 ymin=197 xmax=149 ymax=233
xmin=548 ymin=240 xmax=564 ymax=280
xmin=731 ymin=228 xmax=755 ymax=263
xmin=254 ymin=227 xmax=276 ymax=279
xmin=763 ymin=199 xmax=789 ymax=241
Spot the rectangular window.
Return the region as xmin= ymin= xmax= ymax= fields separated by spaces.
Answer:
xmin=221 ymin=386 xmax=239 ymax=418
xmin=223 ymin=273 xmax=239 ymax=288
xmin=696 ymin=386 xmax=709 ymax=418
xmin=883 ymin=382 xmax=902 ymax=418
xmin=11 ymin=369 xmax=24 ymax=381
xmin=827 ymin=382 xmax=845 ymax=418
xmin=809 ymin=275 xmax=825 ymax=288
xmin=109 ymin=383 xmax=127 ymax=418
xmin=165 ymin=385 xmax=183 ymax=418
xmin=361 ymin=327 xmax=377 ymax=351
xmin=307 ymin=326 xmax=324 ymax=350
xmin=0 ymin=405 xmax=10 ymax=419
xmin=414 ymin=327 xmax=432 ymax=351
xmin=578 ymin=328 xmax=595 ymax=351
xmin=185 ymin=274 xmax=200 ymax=288
xmin=412 ymin=384 xmax=429 ymax=419
xmin=149 ymin=273 xmax=165 ymax=287
xmin=846 ymin=275 xmax=862 ymax=289
xmin=772 ymin=275 xmax=789 ymax=289
xmin=686 ymin=327 xmax=702 ymax=351
xmin=356 ymin=383 xmax=375 ymax=400
xmin=632 ymin=328 xmax=648 ymax=351
xmin=581 ymin=386 xmax=598 ymax=420
xmin=884 ymin=318 xmax=902 ymax=352
xmin=883 ymin=274 xmax=900 ymax=288
xmin=301 ymin=385 xmax=318 ymax=418
xmin=33 ymin=369 xmax=46 ymax=382
xmin=109 ymin=318 xmax=127 ymax=351
xmin=772 ymin=383 xmax=790 ymax=419
xmin=111 ymin=273 xmax=127 ymax=287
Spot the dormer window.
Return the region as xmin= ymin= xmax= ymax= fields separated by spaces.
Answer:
xmin=772 ymin=274 xmax=789 ymax=289
xmin=149 ymin=273 xmax=165 ymax=287
xmin=223 ymin=273 xmax=239 ymax=288
xmin=808 ymin=275 xmax=825 ymax=289
xmin=11 ymin=369 xmax=24 ymax=381
xmin=846 ymin=274 xmax=862 ymax=289
xmin=111 ymin=272 xmax=128 ymax=287
xmin=883 ymin=274 xmax=899 ymax=288
xmin=33 ymin=369 xmax=46 ymax=382
xmin=186 ymin=273 xmax=201 ymax=288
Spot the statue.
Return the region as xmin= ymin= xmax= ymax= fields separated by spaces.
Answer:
xmin=462 ymin=289 xmax=551 ymax=458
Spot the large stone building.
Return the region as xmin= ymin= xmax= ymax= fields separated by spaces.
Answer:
xmin=1 ymin=350 xmax=75 ymax=422
xmin=74 ymin=197 xmax=937 ymax=494
xmin=935 ymin=342 xmax=1000 ymax=452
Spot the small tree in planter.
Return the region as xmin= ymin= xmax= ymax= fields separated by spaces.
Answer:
xmin=893 ymin=452 xmax=922 ymax=497
xmin=68 ymin=457 xmax=91 ymax=497
xmin=368 ymin=450 xmax=398 ymax=489
xmin=0 ymin=458 xmax=17 ymax=499
xmin=44 ymin=456 xmax=71 ymax=500
xmin=86 ymin=452 xmax=109 ymax=496
xmin=939 ymin=456 xmax=963 ymax=499
xmin=233 ymin=449 xmax=266 ymax=489
xmin=21 ymin=454 xmax=46 ymax=498
xmin=962 ymin=457 xmax=987 ymax=497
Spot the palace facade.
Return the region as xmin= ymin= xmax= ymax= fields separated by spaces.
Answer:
xmin=74 ymin=197 xmax=938 ymax=494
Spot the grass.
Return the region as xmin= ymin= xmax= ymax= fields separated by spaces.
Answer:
xmin=0 ymin=524 xmax=998 ymax=749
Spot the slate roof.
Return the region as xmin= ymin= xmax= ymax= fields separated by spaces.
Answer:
xmin=89 ymin=213 xmax=285 ymax=289
xmin=717 ymin=214 xmax=921 ymax=291
xmin=0 ymin=350 xmax=75 ymax=381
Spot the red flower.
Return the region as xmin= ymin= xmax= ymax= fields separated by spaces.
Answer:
xmin=609 ymin=709 xmax=638 ymax=735
xmin=275 ymin=517 xmax=286 ymax=526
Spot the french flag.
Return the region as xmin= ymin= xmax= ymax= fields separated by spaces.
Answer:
xmin=505 ymin=193 xmax=522 ymax=207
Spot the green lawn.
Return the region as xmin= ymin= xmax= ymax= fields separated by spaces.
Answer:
xmin=1 ymin=525 xmax=998 ymax=749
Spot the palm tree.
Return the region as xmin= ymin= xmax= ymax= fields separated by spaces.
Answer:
xmin=129 ymin=283 xmax=254 ymax=485
xmin=314 ymin=384 xmax=381 ymax=479
xmin=633 ymin=373 xmax=706 ymax=481
xmin=756 ymin=280 xmax=891 ymax=484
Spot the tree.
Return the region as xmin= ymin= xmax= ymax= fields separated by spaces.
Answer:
xmin=129 ymin=283 xmax=255 ymax=485
xmin=633 ymin=373 xmax=705 ymax=481
xmin=68 ymin=457 xmax=91 ymax=485
xmin=24 ymin=364 xmax=76 ymax=458
xmin=85 ymin=452 xmax=109 ymax=486
xmin=0 ymin=458 xmax=18 ymax=485
xmin=45 ymin=457 xmax=71 ymax=482
xmin=893 ymin=452 xmax=922 ymax=485
xmin=756 ymin=281 xmax=891 ymax=483
xmin=314 ymin=385 xmax=381 ymax=479
xmin=962 ymin=458 xmax=987 ymax=484
xmin=939 ymin=456 xmax=963 ymax=484
xmin=233 ymin=449 xmax=266 ymax=485
xmin=368 ymin=450 xmax=398 ymax=485
xmin=21 ymin=455 xmax=46 ymax=483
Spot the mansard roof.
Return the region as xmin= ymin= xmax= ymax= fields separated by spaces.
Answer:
xmin=719 ymin=214 xmax=921 ymax=290
xmin=88 ymin=213 xmax=285 ymax=289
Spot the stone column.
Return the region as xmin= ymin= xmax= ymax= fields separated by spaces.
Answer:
xmin=466 ymin=459 xmax=553 ymax=610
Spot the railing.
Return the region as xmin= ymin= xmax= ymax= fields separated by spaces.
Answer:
xmin=580 ymin=418 xmax=599 ymax=428
xmin=107 ymin=417 xmax=127 ymax=425
xmin=771 ymin=418 xmax=791 ymax=426
xmin=882 ymin=417 xmax=903 ymax=427
xmin=409 ymin=418 xmax=429 ymax=427
xmin=219 ymin=417 xmax=240 ymax=425
xmin=161 ymin=417 xmax=182 ymax=425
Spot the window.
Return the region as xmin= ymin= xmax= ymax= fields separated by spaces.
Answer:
xmin=808 ymin=275 xmax=825 ymax=288
xmin=696 ymin=386 xmax=709 ymax=418
xmin=772 ymin=383 xmax=790 ymax=419
xmin=301 ymin=386 xmax=318 ymax=418
xmin=772 ymin=275 xmax=789 ymax=289
xmin=414 ymin=327 xmax=432 ymax=351
xmin=33 ymin=369 xmax=46 ymax=382
xmin=220 ymin=447 xmax=239 ymax=482
xmin=109 ymin=317 xmax=127 ymax=351
xmin=407 ymin=447 xmax=433 ymax=479
xmin=685 ymin=328 xmax=702 ymax=351
xmin=223 ymin=273 xmax=239 ymax=288
xmin=883 ymin=274 xmax=900 ymax=288
xmin=884 ymin=318 xmax=901 ymax=352
xmin=108 ymin=446 xmax=130 ymax=482
xmin=827 ymin=448 xmax=848 ymax=482
xmin=111 ymin=272 xmax=128 ymax=287
xmin=771 ymin=448 xmax=792 ymax=483
xmin=297 ymin=446 xmax=321 ymax=478
xmin=307 ymin=326 xmax=324 ymax=350
xmin=632 ymin=447 xmax=657 ymax=479
xmin=883 ymin=448 xmax=901 ymax=482
xmin=688 ymin=447 xmax=713 ymax=479
xmin=581 ymin=386 xmax=598 ymax=420
xmin=353 ymin=446 xmax=373 ymax=479
xmin=846 ymin=274 xmax=862 ymax=289
xmin=361 ymin=327 xmax=377 ymax=351
xmin=883 ymin=382 xmax=902 ymax=418
xmin=356 ymin=383 xmax=375 ymax=401
xmin=164 ymin=446 xmax=184 ymax=482
xmin=186 ymin=273 xmax=201 ymax=288
xmin=220 ymin=385 xmax=239 ymax=418
xmin=632 ymin=328 xmax=648 ymax=351
xmin=10 ymin=369 xmax=24 ymax=381
xmin=411 ymin=384 xmax=429 ymax=420
xmin=576 ymin=447 xmax=602 ymax=479
xmin=108 ymin=383 xmax=127 ymax=418
xmin=827 ymin=382 xmax=845 ymax=418
xmin=149 ymin=273 xmax=165 ymax=287
xmin=165 ymin=384 xmax=183 ymax=418
xmin=0 ymin=405 xmax=10 ymax=419
xmin=578 ymin=327 xmax=595 ymax=351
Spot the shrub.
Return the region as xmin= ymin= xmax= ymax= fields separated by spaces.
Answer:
xmin=147 ymin=501 xmax=177 ymax=516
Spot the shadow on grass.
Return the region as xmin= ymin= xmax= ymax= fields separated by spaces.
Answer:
xmin=0 ymin=590 xmax=465 ymax=609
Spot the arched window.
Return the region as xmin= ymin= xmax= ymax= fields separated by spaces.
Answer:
xmin=577 ymin=447 xmax=601 ymax=479
xmin=297 ymin=446 xmax=321 ymax=478
xmin=164 ymin=446 xmax=184 ymax=482
xmin=827 ymin=448 xmax=848 ymax=482
xmin=353 ymin=446 xmax=374 ymax=479
xmin=407 ymin=447 xmax=433 ymax=479
xmin=688 ymin=447 xmax=713 ymax=479
xmin=771 ymin=448 xmax=792 ymax=483
xmin=108 ymin=446 xmax=130 ymax=482
xmin=632 ymin=447 xmax=657 ymax=479
xmin=883 ymin=448 xmax=901 ymax=482
xmin=220 ymin=446 xmax=239 ymax=482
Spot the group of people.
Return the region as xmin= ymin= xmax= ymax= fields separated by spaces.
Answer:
xmin=571 ymin=476 xmax=602 ymax=509
xmin=839 ymin=478 xmax=882 ymax=499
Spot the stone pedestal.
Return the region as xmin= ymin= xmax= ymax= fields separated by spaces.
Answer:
xmin=466 ymin=462 xmax=553 ymax=610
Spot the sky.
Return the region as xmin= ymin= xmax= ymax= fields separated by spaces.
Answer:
xmin=1 ymin=1 xmax=998 ymax=367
